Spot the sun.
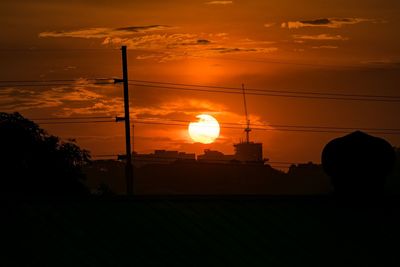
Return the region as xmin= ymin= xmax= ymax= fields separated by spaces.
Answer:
xmin=188 ymin=114 xmax=220 ymax=144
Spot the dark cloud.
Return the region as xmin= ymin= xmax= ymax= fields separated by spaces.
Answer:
xmin=282 ymin=17 xmax=376 ymax=29
xmin=209 ymin=47 xmax=257 ymax=53
xmin=300 ymin=18 xmax=331 ymax=25
xmin=197 ymin=39 xmax=211 ymax=45
xmin=39 ymin=25 xmax=172 ymax=38
xmin=115 ymin=25 xmax=170 ymax=32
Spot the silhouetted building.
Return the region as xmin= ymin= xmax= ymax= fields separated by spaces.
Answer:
xmin=198 ymin=142 xmax=264 ymax=164
xmin=198 ymin=149 xmax=235 ymax=163
xmin=234 ymin=142 xmax=263 ymax=163
xmin=287 ymin=161 xmax=323 ymax=173
xmin=133 ymin=150 xmax=195 ymax=167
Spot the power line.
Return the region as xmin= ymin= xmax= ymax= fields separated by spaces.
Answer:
xmin=266 ymin=124 xmax=400 ymax=132
xmin=2 ymin=78 xmax=399 ymax=102
xmin=131 ymin=83 xmax=400 ymax=102
xmin=0 ymin=83 xmax=77 ymax=88
xmin=0 ymin=82 xmax=113 ymax=88
xmin=0 ymin=48 xmax=368 ymax=68
xmin=189 ymin=54 xmax=364 ymax=69
xmin=33 ymin=116 xmax=113 ymax=120
xmin=129 ymin=83 xmax=400 ymax=102
xmin=28 ymin=119 xmax=362 ymax=134
xmin=0 ymin=78 xmax=113 ymax=84
xmin=0 ymin=48 xmax=119 ymax=52
xmin=129 ymin=79 xmax=400 ymax=99
xmin=132 ymin=120 xmax=400 ymax=135
xmin=5 ymin=81 xmax=397 ymax=102
xmin=136 ymin=118 xmax=400 ymax=132
xmin=133 ymin=120 xmax=338 ymax=133
xmin=37 ymin=120 xmax=115 ymax=125
xmin=31 ymin=117 xmax=400 ymax=134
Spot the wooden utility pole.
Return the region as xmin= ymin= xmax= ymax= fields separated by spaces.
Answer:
xmin=121 ymin=45 xmax=133 ymax=195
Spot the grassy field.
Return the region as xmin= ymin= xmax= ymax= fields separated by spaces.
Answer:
xmin=3 ymin=196 xmax=400 ymax=266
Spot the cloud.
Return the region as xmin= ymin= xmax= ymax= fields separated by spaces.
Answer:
xmin=0 ymin=76 xmax=270 ymax=154
xmin=209 ymin=47 xmax=277 ymax=54
xmin=0 ymin=78 xmax=265 ymax=126
xmin=143 ymin=46 xmax=278 ymax=62
xmin=39 ymin=25 xmax=277 ymax=62
xmin=311 ymin=45 xmax=339 ymax=49
xmin=102 ymin=33 xmax=205 ymax=49
xmin=293 ymin=34 xmax=348 ymax=41
xmin=208 ymin=47 xmax=256 ymax=53
xmin=134 ymin=99 xmax=227 ymax=119
xmin=263 ymin=23 xmax=275 ymax=28
xmin=205 ymin=1 xmax=233 ymax=5
xmin=236 ymin=38 xmax=275 ymax=46
xmin=360 ymin=59 xmax=400 ymax=69
xmin=197 ymin=39 xmax=211 ymax=45
xmin=39 ymin=25 xmax=172 ymax=39
xmin=103 ymin=33 xmax=278 ymax=61
xmin=281 ymin=18 xmax=376 ymax=29
xmin=0 ymin=79 xmax=123 ymax=115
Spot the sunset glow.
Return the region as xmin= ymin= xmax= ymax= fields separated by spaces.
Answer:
xmin=0 ymin=0 xmax=398 ymax=164
xmin=188 ymin=114 xmax=220 ymax=144
xmin=1 ymin=2 xmax=400 ymax=263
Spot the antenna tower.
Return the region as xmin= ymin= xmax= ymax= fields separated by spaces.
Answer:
xmin=242 ymin=83 xmax=251 ymax=143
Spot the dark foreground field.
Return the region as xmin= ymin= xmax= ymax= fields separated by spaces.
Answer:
xmin=3 ymin=196 xmax=400 ymax=266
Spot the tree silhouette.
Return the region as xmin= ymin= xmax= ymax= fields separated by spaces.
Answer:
xmin=0 ymin=112 xmax=90 ymax=197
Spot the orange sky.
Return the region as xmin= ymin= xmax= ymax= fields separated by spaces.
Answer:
xmin=0 ymin=0 xmax=399 ymax=166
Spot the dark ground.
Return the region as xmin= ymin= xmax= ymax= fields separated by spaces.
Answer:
xmin=3 ymin=196 xmax=400 ymax=267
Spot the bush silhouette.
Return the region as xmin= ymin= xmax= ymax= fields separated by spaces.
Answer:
xmin=321 ymin=131 xmax=396 ymax=196
xmin=0 ymin=112 xmax=90 ymax=197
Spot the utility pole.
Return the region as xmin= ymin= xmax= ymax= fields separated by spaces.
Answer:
xmin=121 ymin=46 xmax=133 ymax=195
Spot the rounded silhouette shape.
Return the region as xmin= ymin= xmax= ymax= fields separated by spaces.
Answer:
xmin=321 ymin=131 xmax=396 ymax=196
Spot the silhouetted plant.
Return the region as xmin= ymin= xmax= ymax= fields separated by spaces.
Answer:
xmin=0 ymin=112 xmax=90 ymax=197
xmin=322 ymin=131 xmax=396 ymax=197
xmin=386 ymin=147 xmax=400 ymax=194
